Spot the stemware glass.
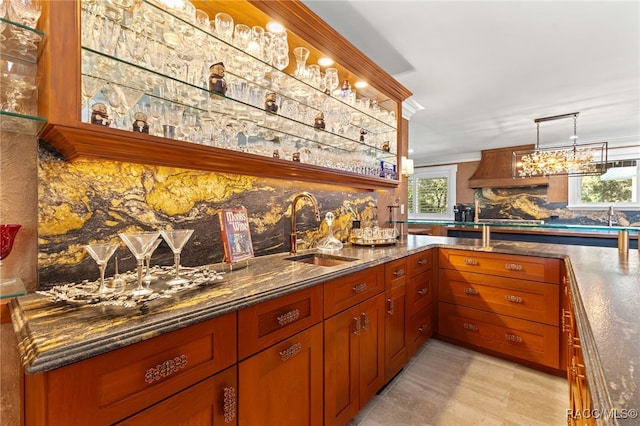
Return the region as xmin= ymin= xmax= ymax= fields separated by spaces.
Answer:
xmin=214 ymin=12 xmax=234 ymax=44
xmin=143 ymin=238 xmax=162 ymax=283
xmin=293 ymin=47 xmax=309 ymax=79
xmin=119 ymin=231 xmax=161 ymax=296
xmin=160 ymin=229 xmax=194 ymax=286
xmin=84 ymin=243 xmax=119 ymax=293
xmin=324 ymin=68 xmax=339 ymax=96
xmin=8 ymin=0 xmax=42 ymax=29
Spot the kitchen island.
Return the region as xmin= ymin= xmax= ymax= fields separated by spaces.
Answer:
xmin=9 ymin=236 xmax=640 ymax=425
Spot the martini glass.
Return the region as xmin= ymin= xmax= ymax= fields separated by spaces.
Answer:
xmin=119 ymin=232 xmax=161 ymax=296
xmin=160 ymin=229 xmax=194 ymax=286
xmin=84 ymin=243 xmax=118 ymax=293
xmin=143 ymin=238 xmax=162 ymax=283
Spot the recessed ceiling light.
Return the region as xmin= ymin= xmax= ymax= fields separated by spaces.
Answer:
xmin=266 ymin=21 xmax=285 ymax=33
xmin=354 ymin=81 xmax=368 ymax=89
xmin=318 ymin=57 xmax=334 ymax=67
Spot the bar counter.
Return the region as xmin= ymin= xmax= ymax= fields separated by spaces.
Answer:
xmin=9 ymin=236 xmax=640 ymax=424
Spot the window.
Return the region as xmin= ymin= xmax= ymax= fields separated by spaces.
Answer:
xmin=408 ymin=165 xmax=457 ymax=219
xmin=568 ymin=146 xmax=640 ymax=210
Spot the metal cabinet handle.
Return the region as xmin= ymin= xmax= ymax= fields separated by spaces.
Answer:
xmin=393 ymin=268 xmax=405 ymax=277
xmin=418 ymin=259 xmax=428 ymax=266
xmin=418 ymin=287 xmax=428 ymax=296
xmin=505 ymin=263 xmax=523 ymax=271
xmin=277 ymin=308 xmax=300 ymax=326
xmin=561 ymin=309 xmax=572 ymax=333
xmin=464 ymin=287 xmax=479 ymax=295
xmin=279 ymin=342 xmax=302 ymax=362
xmin=387 ymin=298 xmax=394 ymax=315
xmin=353 ymin=283 xmax=367 ymax=294
xmin=463 ymin=322 xmax=478 ymax=331
xmin=418 ymin=323 xmax=429 ymax=333
xmin=505 ymin=333 xmax=523 ymax=343
xmin=504 ymin=295 xmax=523 ymax=303
xmin=463 ymin=258 xmax=479 ymax=266
xmin=144 ymin=354 xmax=188 ymax=384
xmin=223 ymin=386 xmax=236 ymax=423
xmin=353 ymin=316 xmax=361 ymax=336
xmin=362 ymin=312 xmax=370 ymax=331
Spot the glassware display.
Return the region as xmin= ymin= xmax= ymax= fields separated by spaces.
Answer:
xmin=160 ymin=229 xmax=194 ymax=285
xmin=84 ymin=243 xmax=118 ymax=293
xmin=78 ymin=0 xmax=398 ymax=179
xmin=119 ymin=231 xmax=161 ymax=296
xmin=143 ymin=237 xmax=162 ymax=283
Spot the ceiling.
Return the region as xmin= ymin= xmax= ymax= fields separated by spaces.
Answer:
xmin=301 ymin=1 xmax=640 ymax=166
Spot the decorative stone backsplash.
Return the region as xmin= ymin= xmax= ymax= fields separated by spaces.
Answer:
xmin=475 ymin=187 xmax=640 ymax=225
xmin=37 ymin=142 xmax=377 ymax=288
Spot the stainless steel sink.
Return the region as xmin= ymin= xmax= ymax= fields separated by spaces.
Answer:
xmin=285 ymin=253 xmax=358 ymax=267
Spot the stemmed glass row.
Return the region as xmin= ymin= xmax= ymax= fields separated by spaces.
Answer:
xmin=84 ymin=229 xmax=194 ymax=298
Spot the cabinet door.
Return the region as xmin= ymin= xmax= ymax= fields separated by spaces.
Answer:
xmin=406 ymin=304 xmax=433 ymax=359
xmin=407 ymin=268 xmax=433 ymax=317
xmin=239 ymin=323 xmax=323 ymax=426
xmin=324 ymin=305 xmax=360 ymax=426
xmin=117 ymin=365 xmax=237 ymax=425
xmin=384 ymin=284 xmax=407 ymax=382
xmin=359 ymin=294 xmax=385 ymax=407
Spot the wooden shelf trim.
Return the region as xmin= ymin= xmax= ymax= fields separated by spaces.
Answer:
xmin=40 ymin=122 xmax=399 ymax=189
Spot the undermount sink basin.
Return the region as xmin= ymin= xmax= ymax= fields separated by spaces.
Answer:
xmin=285 ymin=253 xmax=359 ymax=267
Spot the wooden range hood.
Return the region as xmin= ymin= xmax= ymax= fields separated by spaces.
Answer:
xmin=468 ymin=145 xmax=549 ymax=188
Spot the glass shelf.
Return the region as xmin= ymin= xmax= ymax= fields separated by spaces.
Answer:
xmin=0 ymin=277 xmax=26 ymax=299
xmin=0 ymin=110 xmax=46 ymax=135
xmin=393 ymin=220 xmax=640 ymax=234
xmin=78 ymin=0 xmax=398 ymax=176
xmin=0 ymin=17 xmax=44 ymax=64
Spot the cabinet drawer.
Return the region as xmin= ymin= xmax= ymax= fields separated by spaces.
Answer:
xmin=439 ymin=249 xmax=560 ymax=283
xmin=407 ymin=269 xmax=433 ymax=317
xmin=407 ymin=304 xmax=433 ymax=358
xmin=385 ymin=257 xmax=408 ymax=290
xmin=408 ymin=250 xmax=433 ymax=277
xmin=439 ymin=303 xmax=559 ymax=368
xmin=439 ymin=269 xmax=559 ymax=326
xmin=238 ymin=285 xmax=323 ymax=360
xmin=324 ymin=266 xmax=383 ymax=318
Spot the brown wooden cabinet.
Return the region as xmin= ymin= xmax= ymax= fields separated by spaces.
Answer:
xmin=406 ymin=250 xmax=434 ymax=358
xmin=24 ymin=313 xmax=237 ymax=426
xmin=384 ymin=258 xmax=408 ymax=382
xmin=324 ymin=268 xmax=385 ymax=426
xmin=438 ymin=249 xmax=561 ymax=370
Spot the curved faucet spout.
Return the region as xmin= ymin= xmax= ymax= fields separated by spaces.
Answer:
xmin=290 ymin=192 xmax=320 ymax=254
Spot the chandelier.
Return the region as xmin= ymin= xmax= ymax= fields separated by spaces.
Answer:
xmin=512 ymin=112 xmax=608 ymax=178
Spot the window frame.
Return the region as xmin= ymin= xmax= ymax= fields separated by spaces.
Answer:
xmin=408 ymin=164 xmax=457 ymax=220
xmin=568 ymin=145 xmax=640 ymax=211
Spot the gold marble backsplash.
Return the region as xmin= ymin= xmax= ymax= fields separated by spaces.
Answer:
xmin=37 ymin=143 xmax=377 ymax=288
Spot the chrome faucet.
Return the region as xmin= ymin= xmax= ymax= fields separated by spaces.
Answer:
xmin=608 ymin=206 xmax=617 ymax=226
xmin=290 ymin=192 xmax=320 ymax=254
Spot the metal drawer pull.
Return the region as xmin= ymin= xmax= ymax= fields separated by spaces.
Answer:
xmin=463 ymin=287 xmax=479 ymax=295
xmin=353 ymin=316 xmax=361 ymax=336
xmin=387 ymin=298 xmax=394 ymax=315
xmin=504 ymin=295 xmax=523 ymax=303
xmin=463 ymin=258 xmax=479 ymax=266
xmin=277 ymin=308 xmax=300 ymax=326
xmin=418 ymin=323 xmax=429 ymax=333
xmin=418 ymin=259 xmax=428 ymax=265
xmin=463 ymin=322 xmax=478 ymax=331
xmin=353 ymin=283 xmax=367 ymax=294
xmin=144 ymin=354 xmax=188 ymax=384
xmin=505 ymin=263 xmax=523 ymax=271
xmin=223 ymin=386 xmax=236 ymax=423
xmin=362 ymin=312 xmax=370 ymax=331
xmin=279 ymin=342 xmax=302 ymax=362
xmin=393 ymin=268 xmax=405 ymax=277
xmin=561 ymin=309 xmax=572 ymax=333
xmin=418 ymin=287 xmax=428 ymax=296
xmin=505 ymin=333 xmax=523 ymax=343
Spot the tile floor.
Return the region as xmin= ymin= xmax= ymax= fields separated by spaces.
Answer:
xmin=350 ymin=339 xmax=568 ymax=426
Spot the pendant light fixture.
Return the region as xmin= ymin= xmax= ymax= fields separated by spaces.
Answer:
xmin=512 ymin=112 xmax=608 ymax=178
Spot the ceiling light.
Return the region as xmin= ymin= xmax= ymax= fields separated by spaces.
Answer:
xmin=512 ymin=112 xmax=608 ymax=178
xmin=266 ymin=21 xmax=285 ymax=33
xmin=354 ymin=81 xmax=368 ymax=89
xmin=317 ymin=57 xmax=334 ymax=67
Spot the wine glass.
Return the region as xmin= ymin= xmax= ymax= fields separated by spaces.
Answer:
xmin=143 ymin=238 xmax=162 ymax=283
xmin=84 ymin=243 xmax=118 ymax=293
xmin=0 ymin=224 xmax=21 ymax=267
xmin=160 ymin=229 xmax=194 ymax=286
xmin=324 ymin=68 xmax=339 ymax=96
xmin=119 ymin=231 xmax=161 ymax=296
xmin=8 ymin=0 xmax=42 ymax=29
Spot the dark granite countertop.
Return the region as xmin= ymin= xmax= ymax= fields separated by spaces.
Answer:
xmin=9 ymin=236 xmax=640 ymax=424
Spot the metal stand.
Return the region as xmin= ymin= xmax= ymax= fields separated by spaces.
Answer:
xmin=482 ymin=225 xmax=491 ymax=247
xmin=617 ymin=229 xmax=629 ymax=254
